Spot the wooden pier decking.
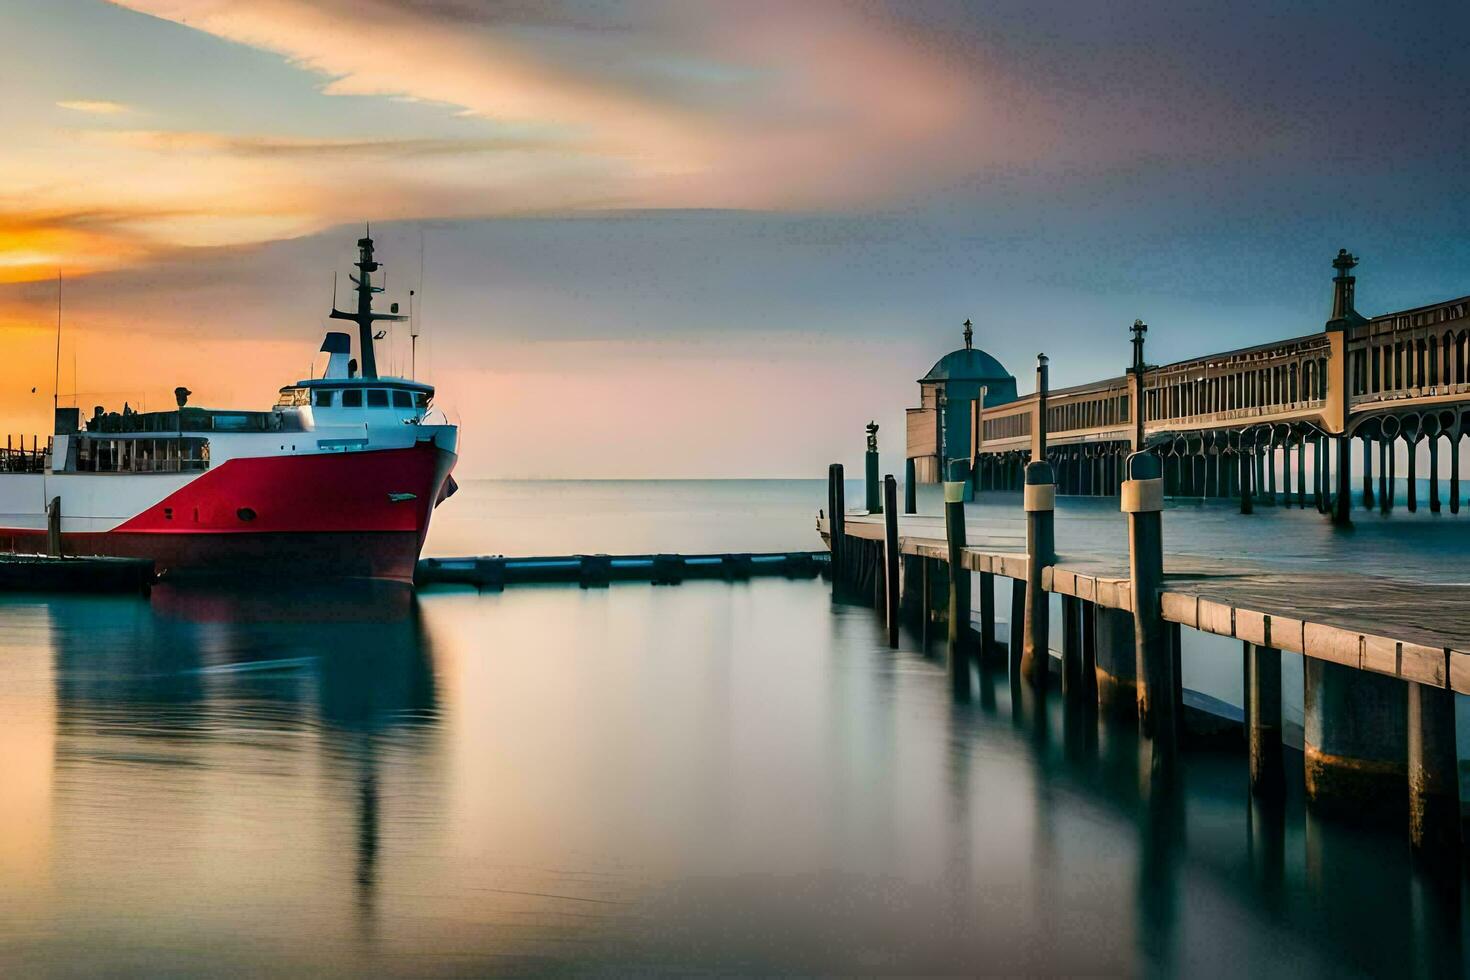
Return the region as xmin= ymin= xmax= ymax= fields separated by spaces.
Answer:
xmin=821 ymin=511 xmax=1470 ymax=693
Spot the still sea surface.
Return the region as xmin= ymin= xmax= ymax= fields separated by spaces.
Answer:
xmin=1 ymin=478 xmax=1468 ymax=976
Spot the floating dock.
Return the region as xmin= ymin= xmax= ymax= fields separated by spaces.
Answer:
xmin=416 ymin=551 xmax=830 ymax=589
xmin=0 ymin=553 xmax=155 ymax=595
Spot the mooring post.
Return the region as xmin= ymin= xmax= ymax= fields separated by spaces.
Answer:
xmin=1245 ymin=641 xmax=1284 ymax=799
xmin=883 ymin=475 xmax=899 ymax=647
xmin=1408 ymin=681 xmax=1460 ymax=855
xmin=1019 ymin=353 xmax=1055 ymax=689
xmin=828 ymin=463 xmax=846 ymax=588
xmin=865 ymin=422 xmax=881 ymax=514
xmin=904 ymin=457 xmax=917 ymax=514
xmin=1022 ymin=460 xmax=1055 ymax=689
xmin=46 ymin=496 xmax=62 ymax=558
xmin=944 ymin=460 xmax=971 ymax=661
xmin=1123 ymin=451 xmax=1175 ymax=765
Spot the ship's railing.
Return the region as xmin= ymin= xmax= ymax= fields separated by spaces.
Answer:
xmin=1 ymin=436 xmax=51 ymax=474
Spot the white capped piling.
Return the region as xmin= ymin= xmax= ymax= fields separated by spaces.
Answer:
xmin=1123 ymin=450 xmax=1176 ymax=761
xmin=1022 ymin=461 xmax=1055 ymax=688
xmin=944 ymin=460 xmax=971 ymax=658
xmin=1020 ymin=354 xmax=1055 ymax=690
xmin=883 ymin=475 xmax=899 ymax=647
xmin=1407 ymin=681 xmax=1460 ymax=855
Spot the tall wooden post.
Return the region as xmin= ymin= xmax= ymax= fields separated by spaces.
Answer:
xmin=904 ymin=457 xmax=917 ymax=514
xmin=1123 ymin=451 xmax=1175 ymax=768
xmin=828 ymin=463 xmax=845 ymax=588
xmin=944 ymin=460 xmax=971 ymax=664
xmin=883 ymin=475 xmax=899 ymax=647
xmin=1021 ymin=354 xmax=1054 ymax=690
xmin=865 ymin=421 xmax=881 ymax=514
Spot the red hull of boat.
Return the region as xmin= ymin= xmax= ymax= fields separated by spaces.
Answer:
xmin=0 ymin=443 xmax=456 ymax=584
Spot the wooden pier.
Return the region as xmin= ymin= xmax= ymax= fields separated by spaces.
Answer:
xmin=417 ymin=551 xmax=830 ymax=590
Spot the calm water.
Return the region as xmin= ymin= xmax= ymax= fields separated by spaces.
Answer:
xmin=2 ymin=479 xmax=1468 ymax=976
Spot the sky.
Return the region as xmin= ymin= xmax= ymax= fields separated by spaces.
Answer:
xmin=0 ymin=0 xmax=1467 ymax=478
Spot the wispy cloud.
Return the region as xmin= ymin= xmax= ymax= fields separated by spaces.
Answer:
xmin=56 ymin=99 xmax=132 ymax=115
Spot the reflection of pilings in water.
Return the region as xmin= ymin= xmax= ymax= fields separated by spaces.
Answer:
xmin=1136 ymin=746 xmax=1185 ymax=977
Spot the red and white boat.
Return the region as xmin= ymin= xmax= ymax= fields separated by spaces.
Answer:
xmin=0 ymin=233 xmax=458 ymax=583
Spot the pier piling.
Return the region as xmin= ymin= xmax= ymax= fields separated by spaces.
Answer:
xmin=1094 ymin=606 xmax=1137 ymax=719
xmin=904 ymin=457 xmax=917 ymax=514
xmin=883 ymin=475 xmax=899 ymax=647
xmin=944 ymin=463 xmax=971 ymax=664
xmin=1021 ymin=461 xmax=1055 ymax=689
xmin=1062 ymin=595 xmax=1082 ymax=699
xmin=1009 ymin=578 xmax=1025 ymax=670
xmin=1245 ymin=642 xmax=1284 ymax=799
xmin=1124 ymin=451 xmax=1177 ymax=763
xmin=1304 ymin=659 xmax=1406 ymax=824
xmin=828 ymin=463 xmax=846 ymax=588
xmin=979 ymin=570 xmax=996 ymax=658
xmin=1407 ymin=681 xmax=1460 ymax=855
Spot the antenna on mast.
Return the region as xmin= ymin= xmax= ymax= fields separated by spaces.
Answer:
xmin=413 ymin=228 xmax=425 ymax=380
xmin=53 ymin=271 xmax=62 ymax=416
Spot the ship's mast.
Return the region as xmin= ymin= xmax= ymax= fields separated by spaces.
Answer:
xmin=330 ymin=227 xmax=405 ymax=379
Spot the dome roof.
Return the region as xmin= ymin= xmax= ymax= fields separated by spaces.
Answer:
xmin=920 ymin=348 xmax=1013 ymax=383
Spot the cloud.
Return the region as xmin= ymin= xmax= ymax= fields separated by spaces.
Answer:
xmin=93 ymin=130 xmax=577 ymax=159
xmin=56 ymin=99 xmax=132 ymax=115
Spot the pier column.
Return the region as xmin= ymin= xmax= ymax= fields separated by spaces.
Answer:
xmin=827 ymin=463 xmax=846 ymax=588
xmin=1239 ymin=447 xmax=1254 ymax=514
xmin=1081 ymin=600 xmax=1099 ymax=704
xmin=1451 ymin=434 xmax=1461 ymax=515
xmin=1094 ymin=605 xmax=1137 ymax=719
xmin=1061 ymin=595 xmax=1083 ymax=699
xmin=1304 ymin=658 xmax=1407 ymax=824
xmin=1312 ymin=436 xmax=1324 ymax=512
xmin=1280 ymin=440 xmax=1292 ymax=507
xmin=1245 ymin=642 xmax=1284 ymax=799
xmin=1009 ymin=578 xmax=1025 ymax=671
xmin=883 ymin=475 xmax=899 ymax=647
xmin=1407 ymin=681 xmax=1460 ymax=855
xmin=1296 ymin=437 xmax=1307 ymax=508
xmin=1021 ymin=461 xmax=1056 ymax=690
xmin=1361 ymin=435 xmax=1374 ymax=510
xmin=979 ymin=570 xmax=996 ymax=659
xmin=1333 ymin=435 xmax=1352 ymax=526
xmin=944 ymin=463 xmax=971 ymax=666
xmin=1428 ymin=435 xmax=1442 ymax=513
xmin=1407 ymin=437 xmax=1419 ymax=512
xmin=1266 ymin=441 xmax=1278 ymax=504
xmin=1382 ymin=439 xmax=1393 ymax=513
xmin=904 ymin=457 xmax=917 ymax=514
xmin=1124 ymin=452 xmax=1175 ymax=764
xmin=1254 ymin=445 xmax=1266 ymax=506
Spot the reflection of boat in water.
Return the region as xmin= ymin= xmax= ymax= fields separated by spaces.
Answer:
xmin=0 ymin=232 xmax=457 ymax=583
xmin=149 ymin=579 xmax=416 ymax=626
xmin=47 ymin=586 xmax=440 ymax=937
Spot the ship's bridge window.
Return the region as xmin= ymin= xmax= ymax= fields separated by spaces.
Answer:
xmin=367 ymin=389 xmax=389 ymax=408
xmin=313 ymin=388 xmax=336 ymax=408
xmin=341 ymin=390 xmax=363 ymax=408
xmin=392 ymin=390 xmax=413 ymax=409
xmin=414 ymin=392 xmax=430 ymax=410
